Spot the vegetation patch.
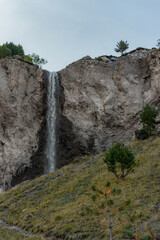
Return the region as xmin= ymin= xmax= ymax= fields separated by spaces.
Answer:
xmin=0 ymin=136 xmax=159 ymax=239
xmin=0 ymin=225 xmax=43 ymax=240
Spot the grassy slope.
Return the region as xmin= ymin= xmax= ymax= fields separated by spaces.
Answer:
xmin=0 ymin=225 xmax=42 ymax=240
xmin=0 ymin=137 xmax=159 ymax=240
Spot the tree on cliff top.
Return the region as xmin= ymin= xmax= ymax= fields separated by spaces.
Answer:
xmin=28 ymin=53 xmax=48 ymax=68
xmin=0 ymin=42 xmax=24 ymax=59
xmin=0 ymin=42 xmax=48 ymax=68
xmin=156 ymin=39 xmax=160 ymax=49
xmin=5 ymin=42 xmax=24 ymax=56
xmin=0 ymin=45 xmax=12 ymax=59
xmin=114 ymin=40 xmax=129 ymax=55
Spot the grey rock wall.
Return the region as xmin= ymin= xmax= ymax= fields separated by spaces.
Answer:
xmin=0 ymin=49 xmax=160 ymax=188
xmin=0 ymin=58 xmax=47 ymax=189
xmin=58 ymin=50 xmax=160 ymax=160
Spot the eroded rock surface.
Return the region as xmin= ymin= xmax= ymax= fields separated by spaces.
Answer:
xmin=0 ymin=49 xmax=160 ymax=188
xmin=0 ymin=58 xmax=47 ymax=189
xmin=58 ymin=49 xmax=160 ymax=159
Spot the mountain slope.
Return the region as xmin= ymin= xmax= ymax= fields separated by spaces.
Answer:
xmin=0 ymin=136 xmax=159 ymax=239
xmin=0 ymin=225 xmax=42 ymax=240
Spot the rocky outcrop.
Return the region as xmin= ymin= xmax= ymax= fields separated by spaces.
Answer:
xmin=0 ymin=58 xmax=47 ymax=190
xmin=0 ymin=49 xmax=160 ymax=188
xmin=58 ymin=49 xmax=160 ymax=161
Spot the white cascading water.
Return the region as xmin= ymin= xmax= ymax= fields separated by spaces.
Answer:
xmin=45 ymin=72 xmax=59 ymax=173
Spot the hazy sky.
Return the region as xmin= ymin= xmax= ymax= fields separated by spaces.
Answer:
xmin=0 ymin=0 xmax=159 ymax=71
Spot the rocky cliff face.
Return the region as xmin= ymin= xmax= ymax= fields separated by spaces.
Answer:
xmin=0 ymin=58 xmax=47 ymax=190
xmin=0 ymin=49 xmax=160 ymax=189
xmin=58 ymin=49 xmax=160 ymax=162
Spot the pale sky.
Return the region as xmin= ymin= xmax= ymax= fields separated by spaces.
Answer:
xmin=0 ymin=0 xmax=159 ymax=71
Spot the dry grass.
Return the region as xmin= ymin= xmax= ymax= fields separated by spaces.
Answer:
xmin=0 ymin=225 xmax=43 ymax=240
xmin=0 ymin=136 xmax=159 ymax=239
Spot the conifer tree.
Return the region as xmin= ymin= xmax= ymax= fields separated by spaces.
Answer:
xmin=140 ymin=104 xmax=159 ymax=136
xmin=156 ymin=39 xmax=160 ymax=49
xmin=115 ymin=40 xmax=129 ymax=55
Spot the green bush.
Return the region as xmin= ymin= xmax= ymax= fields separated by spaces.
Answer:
xmin=5 ymin=42 xmax=24 ymax=56
xmin=25 ymin=55 xmax=33 ymax=64
xmin=0 ymin=45 xmax=12 ymax=59
xmin=0 ymin=42 xmax=24 ymax=59
xmin=95 ymin=56 xmax=103 ymax=62
xmin=136 ymin=47 xmax=146 ymax=50
xmin=28 ymin=53 xmax=47 ymax=68
xmin=104 ymin=143 xmax=136 ymax=179
xmin=140 ymin=104 xmax=159 ymax=136
xmin=135 ymin=129 xmax=149 ymax=140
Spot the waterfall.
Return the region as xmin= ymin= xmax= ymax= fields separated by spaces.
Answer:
xmin=45 ymin=72 xmax=59 ymax=173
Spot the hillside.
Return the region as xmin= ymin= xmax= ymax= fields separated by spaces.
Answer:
xmin=0 ymin=136 xmax=159 ymax=240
